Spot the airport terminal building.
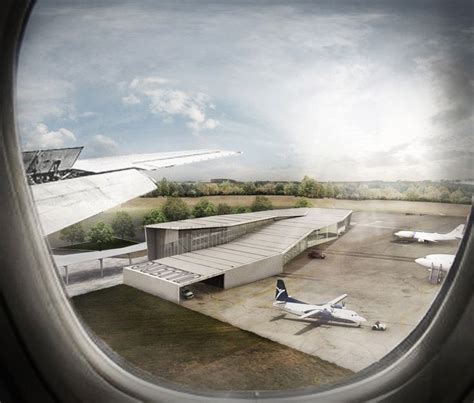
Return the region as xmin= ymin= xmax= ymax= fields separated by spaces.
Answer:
xmin=124 ymin=208 xmax=352 ymax=302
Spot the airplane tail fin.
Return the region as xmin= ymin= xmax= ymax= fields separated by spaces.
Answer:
xmin=448 ymin=224 xmax=465 ymax=239
xmin=275 ymin=279 xmax=289 ymax=302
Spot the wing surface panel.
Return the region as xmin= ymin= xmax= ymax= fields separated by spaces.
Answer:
xmin=32 ymin=169 xmax=156 ymax=234
xmin=299 ymin=309 xmax=323 ymax=320
xmin=74 ymin=149 xmax=241 ymax=173
xmin=327 ymin=294 xmax=348 ymax=306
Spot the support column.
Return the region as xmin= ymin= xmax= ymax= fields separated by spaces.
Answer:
xmin=64 ymin=265 xmax=69 ymax=285
xmin=100 ymin=258 xmax=104 ymax=277
xmin=128 ymin=253 xmax=132 ymax=265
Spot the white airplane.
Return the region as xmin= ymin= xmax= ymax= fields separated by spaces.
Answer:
xmin=273 ymin=279 xmax=366 ymax=327
xmin=23 ymin=146 xmax=241 ymax=235
xmin=415 ymin=254 xmax=455 ymax=272
xmin=394 ymin=224 xmax=464 ymax=243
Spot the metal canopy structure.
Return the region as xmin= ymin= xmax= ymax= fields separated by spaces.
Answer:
xmin=53 ymin=242 xmax=147 ymax=267
xmin=54 ymin=242 xmax=147 ymax=284
xmin=125 ymin=208 xmax=352 ymax=302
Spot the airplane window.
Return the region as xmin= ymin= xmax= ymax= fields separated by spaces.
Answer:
xmin=13 ymin=0 xmax=473 ymax=397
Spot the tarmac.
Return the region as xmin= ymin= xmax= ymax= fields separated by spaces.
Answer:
xmin=63 ymin=255 xmax=148 ymax=297
xmin=180 ymin=210 xmax=466 ymax=372
xmin=61 ymin=208 xmax=466 ymax=372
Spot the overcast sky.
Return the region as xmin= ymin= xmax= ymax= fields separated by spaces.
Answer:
xmin=16 ymin=0 xmax=473 ymax=181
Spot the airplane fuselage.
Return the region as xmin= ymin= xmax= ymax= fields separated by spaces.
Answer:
xmin=394 ymin=230 xmax=456 ymax=243
xmin=274 ymin=301 xmax=366 ymax=326
xmin=394 ymin=225 xmax=464 ymax=243
xmin=415 ymin=254 xmax=454 ymax=272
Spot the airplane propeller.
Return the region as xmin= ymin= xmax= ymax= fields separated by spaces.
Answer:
xmin=320 ymin=310 xmax=332 ymax=321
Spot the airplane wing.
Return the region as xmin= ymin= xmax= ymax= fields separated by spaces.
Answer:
xmin=28 ymin=148 xmax=241 ymax=234
xmin=299 ymin=308 xmax=324 ymax=320
xmin=73 ymin=149 xmax=241 ymax=173
xmin=417 ymin=234 xmax=437 ymax=243
xmin=327 ymin=294 xmax=348 ymax=306
xmin=32 ymin=169 xmax=156 ymax=235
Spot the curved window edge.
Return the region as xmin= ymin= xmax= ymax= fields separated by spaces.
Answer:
xmin=1 ymin=1 xmax=473 ymax=401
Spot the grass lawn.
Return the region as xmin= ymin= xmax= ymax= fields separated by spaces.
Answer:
xmin=61 ymin=238 xmax=137 ymax=251
xmin=73 ymin=285 xmax=353 ymax=391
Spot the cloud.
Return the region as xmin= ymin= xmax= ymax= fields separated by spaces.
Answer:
xmin=79 ymin=111 xmax=98 ymax=118
xmin=16 ymin=76 xmax=75 ymax=125
xmin=123 ymin=76 xmax=219 ymax=132
xmin=121 ymin=94 xmax=141 ymax=105
xmin=362 ymin=143 xmax=415 ymax=167
xmin=16 ymin=1 xmax=473 ymax=180
xmin=130 ymin=76 xmax=169 ymax=88
xmin=86 ymin=134 xmax=119 ymax=157
xmin=202 ymin=118 xmax=219 ymax=129
xmin=23 ymin=123 xmax=76 ymax=150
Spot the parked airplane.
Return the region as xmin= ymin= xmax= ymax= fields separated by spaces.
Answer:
xmin=273 ymin=279 xmax=366 ymax=327
xmin=415 ymin=254 xmax=455 ymax=272
xmin=24 ymin=146 xmax=241 ymax=235
xmin=394 ymin=224 xmax=464 ymax=243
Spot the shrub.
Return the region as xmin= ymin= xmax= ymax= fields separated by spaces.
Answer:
xmin=294 ymin=198 xmax=313 ymax=208
xmin=162 ymin=197 xmax=190 ymax=221
xmin=59 ymin=223 xmax=85 ymax=245
xmin=142 ymin=209 xmax=167 ymax=226
xmin=217 ymin=203 xmax=233 ymax=215
xmin=192 ymin=199 xmax=217 ymax=218
xmin=233 ymin=206 xmax=251 ymax=214
xmin=251 ymin=196 xmax=273 ymax=211
xmin=111 ymin=212 xmax=135 ymax=239
xmin=86 ymin=222 xmax=114 ymax=250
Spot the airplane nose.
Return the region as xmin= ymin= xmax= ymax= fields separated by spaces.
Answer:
xmin=359 ymin=316 xmax=367 ymax=322
xmin=415 ymin=258 xmax=427 ymax=267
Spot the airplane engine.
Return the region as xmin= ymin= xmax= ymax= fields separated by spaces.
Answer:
xmin=320 ymin=310 xmax=333 ymax=321
xmin=418 ymin=238 xmax=425 ymax=243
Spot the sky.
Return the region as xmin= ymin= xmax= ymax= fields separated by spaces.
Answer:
xmin=16 ymin=0 xmax=473 ymax=181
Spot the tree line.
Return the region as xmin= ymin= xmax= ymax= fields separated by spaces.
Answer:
xmin=60 ymin=196 xmax=312 ymax=246
xmin=142 ymin=195 xmax=310 ymax=225
xmin=146 ymin=177 xmax=472 ymax=204
xmin=59 ymin=211 xmax=136 ymax=248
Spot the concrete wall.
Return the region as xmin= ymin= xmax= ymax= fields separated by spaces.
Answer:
xmin=145 ymin=227 xmax=156 ymax=260
xmin=224 ymin=254 xmax=283 ymax=289
xmin=146 ymin=228 xmax=179 ymax=260
xmin=146 ymin=218 xmax=277 ymax=260
xmin=123 ymin=268 xmax=180 ymax=303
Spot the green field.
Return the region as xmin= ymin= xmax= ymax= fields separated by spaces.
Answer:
xmin=87 ymin=196 xmax=472 ymax=225
xmin=73 ymin=285 xmax=352 ymax=391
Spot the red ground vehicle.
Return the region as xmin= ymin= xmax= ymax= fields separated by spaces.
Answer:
xmin=307 ymin=250 xmax=326 ymax=259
